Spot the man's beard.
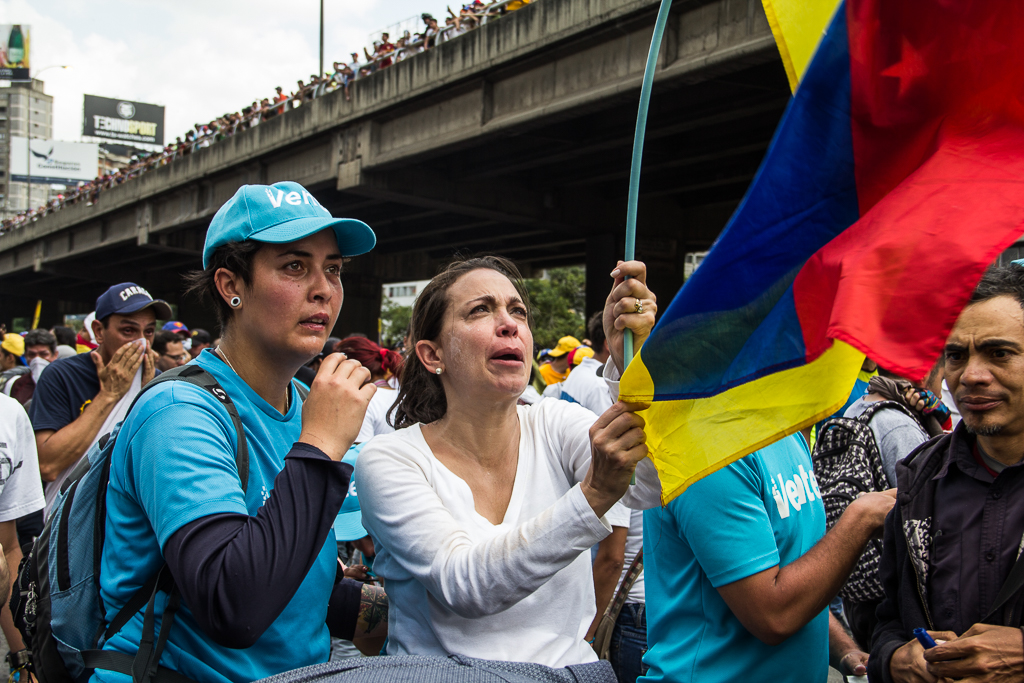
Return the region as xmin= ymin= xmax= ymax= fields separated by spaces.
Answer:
xmin=965 ymin=421 xmax=1004 ymax=437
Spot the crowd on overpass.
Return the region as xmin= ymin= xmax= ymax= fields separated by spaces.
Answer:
xmin=0 ymin=0 xmax=532 ymax=238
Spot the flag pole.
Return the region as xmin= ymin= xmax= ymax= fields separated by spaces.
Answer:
xmin=625 ymin=0 xmax=672 ymax=484
xmin=624 ymin=0 xmax=673 ymax=367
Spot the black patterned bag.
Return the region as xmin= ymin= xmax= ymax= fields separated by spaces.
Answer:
xmin=811 ymin=401 xmax=916 ymax=603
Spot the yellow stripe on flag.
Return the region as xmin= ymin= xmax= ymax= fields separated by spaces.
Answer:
xmin=762 ymin=0 xmax=842 ymax=91
xmin=620 ymin=340 xmax=864 ymax=506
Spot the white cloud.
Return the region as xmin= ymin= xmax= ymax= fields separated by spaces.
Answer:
xmin=4 ymin=0 xmax=452 ymax=145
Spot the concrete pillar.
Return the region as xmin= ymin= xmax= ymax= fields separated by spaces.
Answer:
xmin=336 ymin=253 xmax=383 ymax=340
xmin=585 ymin=233 xmax=617 ymax=320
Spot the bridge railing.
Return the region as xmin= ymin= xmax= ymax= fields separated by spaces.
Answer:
xmin=0 ymin=0 xmax=538 ymax=236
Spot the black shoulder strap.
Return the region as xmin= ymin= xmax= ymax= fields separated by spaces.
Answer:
xmin=86 ymin=566 xmax=196 ymax=683
xmin=858 ymin=399 xmax=918 ymax=424
xmin=88 ymin=364 xmax=249 ymax=683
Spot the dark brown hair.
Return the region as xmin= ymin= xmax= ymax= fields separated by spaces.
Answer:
xmin=183 ymin=241 xmax=263 ymax=330
xmin=969 ymin=263 xmax=1024 ymax=310
xmin=390 ymin=255 xmax=532 ymax=428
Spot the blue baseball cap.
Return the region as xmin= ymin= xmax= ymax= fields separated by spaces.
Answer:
xmin=95 ymin=283 xmax=173 ymax=321
xmin=203 ymin=181 xmax=375 ymax=268
xmin=333 ymin=444 xmax=368 ymax=542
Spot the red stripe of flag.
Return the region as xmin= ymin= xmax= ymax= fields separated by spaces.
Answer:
xmin=794 ymin=0 xmax=1024 ymax=381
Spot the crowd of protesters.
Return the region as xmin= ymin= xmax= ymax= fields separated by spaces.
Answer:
xmin=0 ymin=0 xmax=532 ymax=238
xmin=0 ymin=179 xmax=1021 ymax=683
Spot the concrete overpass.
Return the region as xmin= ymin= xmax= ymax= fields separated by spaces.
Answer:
xmin=0 ymin=0 xmax=789 ymax=335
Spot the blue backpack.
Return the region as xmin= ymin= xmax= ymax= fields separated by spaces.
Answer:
xmin=11 ymin=364 xmax=256 ymax=683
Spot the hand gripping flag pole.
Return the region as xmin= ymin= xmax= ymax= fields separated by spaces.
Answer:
xmin=625 ymin=0 xmax=672 ymax=482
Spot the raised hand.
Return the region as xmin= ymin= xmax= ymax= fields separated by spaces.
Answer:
xmin=846 ymin=489 xmax=897 ymax=538
xmin=583 ymin=401 xmax=650 ymax=517
xmin=299 ymin=353 xmax=376 ymax=461
xmin=603 ymin=260 xmax=657 ymax=373
xmin=142 ymin=345 xmax=159 ymax=386
xmin=93 ymin=339 xmax=146 ymax=401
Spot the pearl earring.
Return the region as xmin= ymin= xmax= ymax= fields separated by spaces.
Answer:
xmin=230 ymin=296 xmax=241 ymax=308
xmin=435 ymin=367 xmax=443 ymax=375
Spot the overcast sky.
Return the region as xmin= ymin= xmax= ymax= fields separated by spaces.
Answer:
xmin=8 ymin=0 xmax=451 ymax=146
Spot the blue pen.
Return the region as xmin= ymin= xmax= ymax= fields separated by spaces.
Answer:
xmin=914 ymin=628 xmax=938 ymax=648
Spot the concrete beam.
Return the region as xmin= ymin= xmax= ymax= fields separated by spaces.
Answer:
xmin=339 ymin=163 xmax=577 ymax=232
xmin=360 ymin=0 xmax=774 ymax=171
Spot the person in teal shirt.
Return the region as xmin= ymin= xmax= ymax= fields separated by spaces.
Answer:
xmin=96 ymin=181 xmax=385 ymax=683
xmin=640 ymin=434 xmax=894 ymax=683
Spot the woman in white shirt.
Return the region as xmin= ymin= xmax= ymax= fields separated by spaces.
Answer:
xmin=334 ymin=336 xmax=403 ymax=443
xmin=357 ymin=255 xmax=661 ymax=667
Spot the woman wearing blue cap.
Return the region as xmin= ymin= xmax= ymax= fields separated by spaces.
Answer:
xmin=357 ymin=255 xmax=661 ymax=667
xmin=94 ymin=182 xmax=386 ymax=683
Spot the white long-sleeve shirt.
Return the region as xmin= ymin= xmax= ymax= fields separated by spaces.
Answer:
xmin=558 ymin=356 xmax=614 ymax=415
xmin=356 ymin=377 xmax=400 ymax=444
xmin=357 ymin=397 xmax=659 ymax=666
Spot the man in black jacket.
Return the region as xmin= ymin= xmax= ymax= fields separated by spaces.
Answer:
xmin=870 ymin=264 xmax=1024 ymax=683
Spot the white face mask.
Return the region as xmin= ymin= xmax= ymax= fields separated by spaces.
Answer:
xmin=183 ymin=338 xmax=193 ymax=351
xmin=29 ymin=356 xmax=49 ymax=383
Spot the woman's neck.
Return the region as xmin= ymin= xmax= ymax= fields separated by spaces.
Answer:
xmin=218 ymin=331 xmax=294 ymax=414
xmin=427 ymin=393 xmax=520 ymax=469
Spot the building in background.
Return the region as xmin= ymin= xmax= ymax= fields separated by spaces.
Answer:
xmin=382 ymin=279 xmax=431 ymax=308
xmin=0 ymin=77 xmax=54 ymax=217
xmin=12 ymin=137 xmax=98 ymax=189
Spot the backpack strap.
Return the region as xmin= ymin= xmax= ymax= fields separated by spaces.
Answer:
xmin=85 ymin=364 xmax=249 ymax=683
xmin=81 ymin=651 xmax=195 ymax=683
xmin=84 ymin=567 xmax=195 ymax=683
xmin=858 ymin=399 xmax=924 ymax=430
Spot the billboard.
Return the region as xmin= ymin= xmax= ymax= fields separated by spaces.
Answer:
xmin=0 ymin=25 xmax=29 ymax=81
xmin=82 ymin=95 xmax=164 ymax=145
xmin=11 ymin=137 xmax=99 ymax=185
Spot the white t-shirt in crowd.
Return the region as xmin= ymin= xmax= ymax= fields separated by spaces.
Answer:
xmin=614 ymin=508 xmax=645 ymax=604
xmin=518 ymin=386 xmax=542 ymax=405
xmin=941 ymin=379 xmax=961 ymax=428
xmin=0 ymin=394 xmax=46 ymax=522
xmin=357 ymin=398 xmax=659 ymax=667
xmin=559 ymin=356 xmax=613 ymax=416
xmin=356 ymin=377 xmax=400 ymax=444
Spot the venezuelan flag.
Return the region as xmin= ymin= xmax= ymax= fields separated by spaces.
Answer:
xmin=621 ymin=0 xmax=1024 ymax=505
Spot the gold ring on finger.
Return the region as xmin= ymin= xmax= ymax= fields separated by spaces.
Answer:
xmin=634 ymin=298 xmax=644 ymax=314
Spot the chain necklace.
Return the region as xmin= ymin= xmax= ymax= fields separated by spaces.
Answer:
xmin=216 ymin=345 xmax=291 ymax=412
xmin=215 ymin=345 xmax=238 ymax=374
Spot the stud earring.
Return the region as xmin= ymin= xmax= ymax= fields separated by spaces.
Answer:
xmin=435 ymin=367 xmax=443 ymax=375
xmin=229 ymin=296 xmax=241 ymax=308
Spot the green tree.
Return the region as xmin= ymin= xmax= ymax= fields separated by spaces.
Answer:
xmin=380 ymin=297 xmax=412 ymax=348
xmin=524 ymin=266 xmax=586 ymax=351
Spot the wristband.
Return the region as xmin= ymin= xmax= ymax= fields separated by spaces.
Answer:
xmin=6 ymin=649 xmax=29 ymax=670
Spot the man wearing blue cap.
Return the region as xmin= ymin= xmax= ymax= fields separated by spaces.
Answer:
xmin=30 ymin=283 xmax=170 ymax=513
